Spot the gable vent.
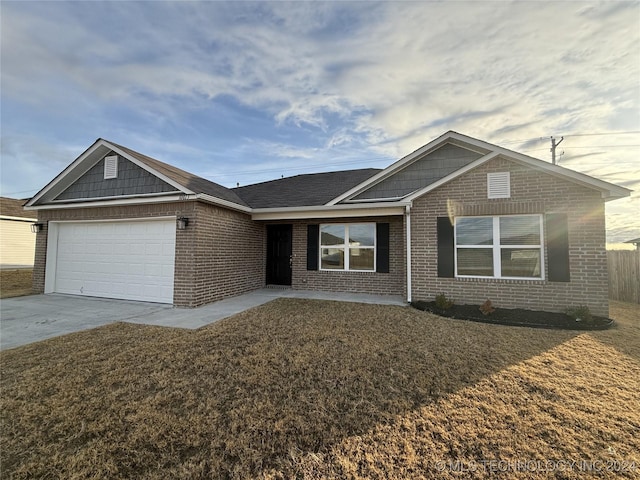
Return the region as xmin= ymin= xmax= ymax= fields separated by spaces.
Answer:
xmin=487 ymin=172 xmax=510 ymax=199
xmin=104 ymin=155 xmax=118 ymax=179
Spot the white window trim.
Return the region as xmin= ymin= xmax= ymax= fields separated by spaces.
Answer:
xmin=319 ymin=223 xmax=376 ymax=272
xmin=104 ymin=155 xmax=118 ymax=179
xmin=454 ymin=214 xmax=544 ymax=280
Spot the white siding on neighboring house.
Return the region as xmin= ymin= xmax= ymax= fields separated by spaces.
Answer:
xmin=0 ymin=217 xmax=36 ymax=267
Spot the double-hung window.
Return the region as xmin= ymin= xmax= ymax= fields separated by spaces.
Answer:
xmin=320 ymin=223 xmax=375 ymax=271
xmin=455 ymin=215 xmax=543 ymax=279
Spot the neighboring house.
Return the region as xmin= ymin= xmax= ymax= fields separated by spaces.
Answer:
xmin=624 ymin=238 xmax=640 ymax=249
xmin=0 ymin=197 xmax=38 ymax=268
xmin=25 ymin=131 xmax=630 ymax=316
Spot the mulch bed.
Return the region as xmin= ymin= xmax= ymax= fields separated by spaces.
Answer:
xmin=411 ymin=300 xmax=614 ymax=330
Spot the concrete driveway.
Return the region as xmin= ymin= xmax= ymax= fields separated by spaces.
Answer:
xmin=0 ymin=295 xmax=172 ymax=351
xmin=0 ymin=290 xmax=406 ymax=351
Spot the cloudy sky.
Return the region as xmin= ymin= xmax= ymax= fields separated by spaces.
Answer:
xmin=1 ymin=1 xmax=638 ymax=246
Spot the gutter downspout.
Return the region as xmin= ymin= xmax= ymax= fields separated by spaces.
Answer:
xmin=405 ymin=203 xmax=412 ymax=304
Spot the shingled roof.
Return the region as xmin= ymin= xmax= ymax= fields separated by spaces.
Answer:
xmin=107 ymin=141 xmax=249 ymax=208
xmin=0 ymin=197 xmax=38 ymax=219
xmin=110 ymin=141 xmax=380 ymax=208
xmin=233 ymin=169 xmax=381 ymax=208
xmin=24 ymin=131 xmax=632 ymax=214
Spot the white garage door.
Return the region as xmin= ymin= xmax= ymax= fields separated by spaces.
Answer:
xmin=53 ymin=219 xmax=176 ymax=304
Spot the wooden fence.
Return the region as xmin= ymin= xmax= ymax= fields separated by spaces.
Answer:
xmin=608 ymin=250 xmax=640 ymax=303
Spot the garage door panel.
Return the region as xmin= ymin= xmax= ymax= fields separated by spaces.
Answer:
xmin=131 ymin=245 xmax=147 ymax=255
xmin=85 ymin=243 xmax=100 ymax=255
xmin=54 ymin=220 xmax=176 ymax=304
xmin=143 ymin=242 xmax=162 ymax=256
xmin=144 ymin=264 xmax=164 ymax=277
xmin=161 ymin=264 xmax=174 ymax=277
xmin=84 ymin=280 xmax=111 ymax=293
xmin=58 ymin=242 xmax=74 ymax=255
xmin=63 ymin=224 xmax=87 ymax=238
xmin=144 ymin=284 xmax=173 ymax=299
xmin=57 ymin=278 xmax=83 ymax=293
xmin=103 ymin=262 xmax=122 ymax=274
xmin=126 ymin=262 xmax=144 ymax=273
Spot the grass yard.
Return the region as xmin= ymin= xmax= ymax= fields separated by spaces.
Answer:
xmin=0 ymin=268 xmax=33 ymax=298
xmin=1 ymin=299 xmax=638 ymax=479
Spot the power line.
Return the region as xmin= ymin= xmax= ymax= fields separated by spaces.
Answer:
xmin=525 ymin=144 xmax=640 ymax=153
xmin=499 ymin=130 xmax=640 ymax=146
xmin=563 ymin=131 xmax=640 ymax=138
xmin=5 ymin=131 xmax=640 ymax=193
xmin=212 ymin=133 xmax=640 ymax=179
xmin=0 ymin=188 xmax=41 ymax=196
xmin=562 ymin=144 xmax=640 ymax=149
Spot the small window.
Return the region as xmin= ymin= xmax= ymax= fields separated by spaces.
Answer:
xmin=320 ymin=223 xmax=375 ymax=271
xmin=487 ymin=172 xmax=510 ymax=198
xmin=104 ymin=155 xmax=118 ymax=179
xmin=455 ymin=214 xmax=543 ymax=279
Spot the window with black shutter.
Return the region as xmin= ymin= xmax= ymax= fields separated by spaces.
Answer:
xmin=307 ymin=224 xmax=319 ymax=270
xmin=546 ymin=213 xmax=570 ymax=282
xmin=437 ymin=217 xmax=455 ymax=278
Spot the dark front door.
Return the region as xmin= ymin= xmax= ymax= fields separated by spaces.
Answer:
xmin=266 ymin=224 xmax=293 ymax=285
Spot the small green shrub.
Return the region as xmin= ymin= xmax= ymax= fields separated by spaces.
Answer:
xmin=479 ymin=299 xmax=496 ymax=316
xmin=566 ymin=305 xmax=593 ymax=324
xmin=434 ymin=293 xmax=454 ymax=311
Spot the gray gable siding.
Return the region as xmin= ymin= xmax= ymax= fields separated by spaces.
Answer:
xmin=109 ymin=142 xmax=249 ymax=207
xmin=352 ymin=144 xmax=483 ymax=200
xmin=56 ymin=154 xmax=178 ymax=200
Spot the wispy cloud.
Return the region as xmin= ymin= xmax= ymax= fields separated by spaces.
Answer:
xmin=1 ymin=1 xmax=638 ymax=241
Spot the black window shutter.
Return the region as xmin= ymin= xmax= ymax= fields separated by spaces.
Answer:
xmin=546 ymin=213 xmax=570 ymax=282
xmin=376 ymin=223 xmax=390 ymax=273
xmin=437 ymin=217 xmax=455 ymax=278
xmin=307 ymin=224 xmax=319 ymax=270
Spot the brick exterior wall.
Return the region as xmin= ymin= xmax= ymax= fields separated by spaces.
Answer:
xmin=33 ymin=218 xmax=48 ymax=294
xmin=186 ymin=202 xmax=264 ymax=307
xmin=410 ymin=156 xmax=610 ymax=316
xmin=31 ymin=155 xmax=609 ymax=315
xmin=32 ymin=201 xmax=265 ymax=308
xmin=284 ymin=216 xmax=406 ymax=297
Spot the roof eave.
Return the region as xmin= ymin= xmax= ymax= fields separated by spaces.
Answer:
xmin=24 ymin=191 xmax=252 ymax=214
xmin=26 ymin=139 xmax=196 ymax=208
xmin=195 ymin=194 xmax=252 ymax=213
xmin=101 ymin=140 xmax=195 ymax=195
xmin=0 ymin=215 xmax=38 ymax=222
xmin=499 ymin=155 xmax=632 ymax=202
xmin=403 ymin=152 xmax=501 ymax=201
xmin=326 ymin=131 xmax=491 ymax=205
xmin=25 ymin=138 xmax=105 ymax=207
xmin=24 ymin=193 xmax=196 ymax=210
xmin=329 ymin=130 xmax=631 ymax=205
xmin=251 ymin=201 xmax=410 ymax=221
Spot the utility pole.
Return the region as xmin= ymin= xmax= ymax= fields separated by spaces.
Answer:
xmin=550 ymin=136 xmax=564 ymax=165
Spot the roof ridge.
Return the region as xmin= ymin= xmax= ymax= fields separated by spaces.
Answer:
xmin=104 ymin=139 xmax=249 ymax=207
xmin=234 ymin=167 xmax=382 ymax=190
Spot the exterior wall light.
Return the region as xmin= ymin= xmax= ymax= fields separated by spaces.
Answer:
xmin=176 ymin=217 xmax=189 ymax=230
xmin=30 ymin=223 xmax=44 ymax=233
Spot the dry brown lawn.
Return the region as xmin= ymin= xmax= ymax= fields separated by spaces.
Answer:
xmin=1 ymin=299 xmax=638 ymax=479
xmin=0 ymin=268 xmax=33 ymax=298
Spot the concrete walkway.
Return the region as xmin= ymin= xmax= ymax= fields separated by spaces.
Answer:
xmin=0 ymin=289 xmax=406 ymax=351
